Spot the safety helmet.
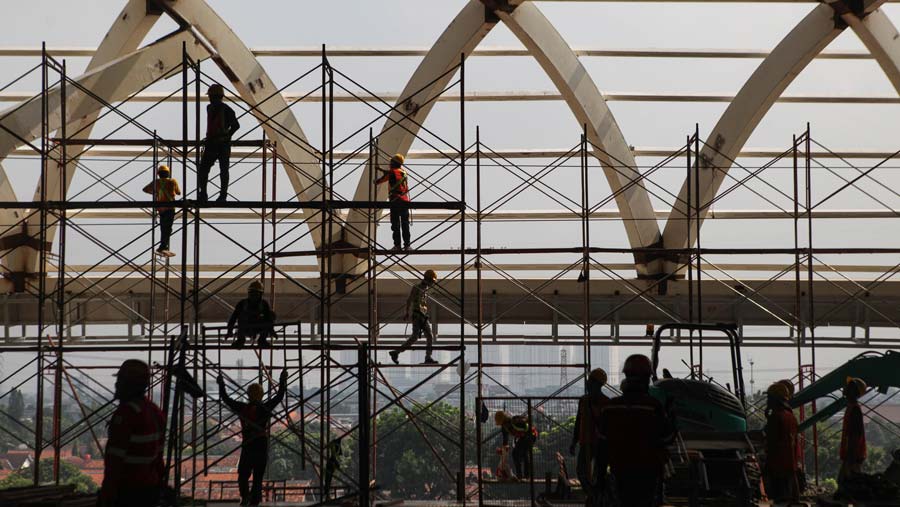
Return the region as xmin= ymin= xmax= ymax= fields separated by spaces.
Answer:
xmin=494 ymin=411 xmax=509 ymax=427
xmin=391 ymin=153 xmax=405 ymax=166
xmin=157 ymin=164 xmax=170 ymax=176
xmin=248 ymin=281 xmax=264 ymax=293
xmin=622 ymin=354 xmax=653 ymax=378
xmin=248 ymin=383 xmax=264 ymax=403
xmin=423 ymin=270 xmax=437 ymax=282
xmin=587 ymin=368 xmax=608 ymax=386
xmin=777 ymin=379 xmax=795 ymax=398
xmin=116 ymin=359 xmax=151 ymax=390
xmin=207 ymin=84 xmax=225 ymax=97
xmin=845 ymin=377 xmax=867 ymax=398
xmin=767 ymin=382 xmax=791 ymax=401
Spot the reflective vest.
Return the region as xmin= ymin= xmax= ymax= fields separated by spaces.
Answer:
xmin=103 ymin=398 xmax=165 ymax=493
xmin=841 ymin=403 xmax=867 ymax=462
xmin=377 ymin=168 xmax=409 ymax=202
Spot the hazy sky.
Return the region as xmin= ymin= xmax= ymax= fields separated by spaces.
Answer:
xmin=1 ymin=1 xmax=899 ymax=394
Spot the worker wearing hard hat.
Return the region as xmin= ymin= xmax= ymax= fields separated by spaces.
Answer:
xmin=598 ymin=354 xmax=674 ymax=507
xmin=142 ymin=165 xmax=181 ymax=257
xmin=198 ymin=83 xmax=240 ymax=203
xmin=763 ymin=381 xmax=800 ymax=503
xmin=495 ymin=410 xmax=539 ymax=480
xmin=217 ymin=370 xmax=287 ymax=507
xmin=374 ymin=153 xmax=412 ymax=251
xmin=390 ymin=269 xmax=438 ymax=364
xmin=839 ymin=377 xmax=868 ymax=488
xmin=227 ymin=281 xmax=276 ymax=348
xmin=99 ymin=360 xmax=165 ymax=507
xmin=570 ymin=368 xmax=610 ymax=507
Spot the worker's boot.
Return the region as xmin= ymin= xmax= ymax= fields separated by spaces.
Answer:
xmin=230 ymin=337 xmax=246 ymax=349
xmin=391 ymin=244 xmax=402 ymax=252
xmin=422 ymin=356 xmax=438 ymax=365
xmin=257 ymin=336 xmax=272 ymax=348
xmin=404 ymin=242 xmax=411 ymax=251
xmin=389 ymin=350 xmax=399 ymax=364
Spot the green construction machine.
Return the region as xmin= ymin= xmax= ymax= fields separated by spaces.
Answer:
xmin=648 ymin=323 xmax=758 ymax=506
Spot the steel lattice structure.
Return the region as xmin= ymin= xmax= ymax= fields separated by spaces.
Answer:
xmin=2 ymin=1 xmax=900 ymax=505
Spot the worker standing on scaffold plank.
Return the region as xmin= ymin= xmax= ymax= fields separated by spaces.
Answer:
xmin=227 ymin=281 xmax=276 ymax=349
xmin=217 ymin=370 xmax=287 ymax=507
xmin=198 ymin=83 xmax=240 ymax=203
xmin=143 ymin=164 xmax=180 ymax=257
xmin=99 ymin=360 xmax=165 ymax=507
xmin=571 ymin=368 xmax=610 ymax=507
xmin=374 ymin=153 xmax=411 ymax=251
xmin=389 ymin=269 xmax=438 ymax=365
xmin=495 ymin=410 xmax=538 ymax=480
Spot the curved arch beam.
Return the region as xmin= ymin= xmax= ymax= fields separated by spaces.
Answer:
xmin=661 ymin=0 xmax=887 ymax=261
xmin=342 ymin=0 xmax=661 ymax=275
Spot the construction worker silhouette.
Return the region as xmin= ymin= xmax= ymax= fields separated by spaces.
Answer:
xmin=763 ymin=381 xmax=800 ymax=503
xmin=839 ymin=377 xmax=868 ymax=489
xmin=217 ymin=370 xmax=287 ymax=507
xmin=390 ymin=270 xmax=437 ymax=364
xmin=495 ymin=410 xmax=538 ymax=480
xmin=598 ymin=354 xmax=674 ymax=507
xmin=571 ymin=368 xmax=610 ymax=506
xmin=374 ymin=153 xmax=411 ymax=251
xmin=227 ymin=281 xmax=276 ymax=348
xmin=99 ymin=360 xmax=165 ymax=507
xmin=323 ymin=437 xmax=343 ymax=500
xmin=198 ymin=83 xmax=240 ymax=202
xmin=142 ymin=165 xmax=180 ymax=257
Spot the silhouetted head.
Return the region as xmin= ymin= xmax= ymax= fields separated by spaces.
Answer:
xmin=844 ymin=377 xmax=867 ymax=402
xmin=248 ymin=280 xmax=264 ymax=302
xmin=157 ymin=165 xmax=170 ymax=179
xmin=115 ymin=359 xmax=151 ymax=401
xmin=248 ymin=383 xmax=263 ymax=403
xmin=423 ymin=270 xmax=437 ymax=287
xmin=586 ymin=368 xmax=607 ymax=398
xmin=390 ymin=153 xmax=404 ymax=169
xmin=207 ymin=84 xmax=225 ymax=105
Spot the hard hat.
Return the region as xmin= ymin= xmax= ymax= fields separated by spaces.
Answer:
xmin=777 ymin=379 xmax=795 ymax=398
xmin=845 ymin=377 xmax=867 ymax=398
xmin=767 ymin=382 xmax=791 ymax=401
xmin=391 ymin=153 xmax=405 ymax=166
xmin=248 ymin=281 xmax=264 ymax=293
xmin=494 ymin=411 xmax=509 ymax=426
xmin=248 ymin=383 xmax=263 ymax=403
xmin=157 ymin=164 xmax=170 ymax=176
xmin=207 ymin=84 xmax=225 ymax=97
xmin=588 ymin=368 xmax=608 ymax=386
xmin=115 ymin=359 xmax=151 ymax=389
xmin=424 ymin=270 xmax=437 ymax=282
xmin=622 ymin=354 xmax=653 ymax=378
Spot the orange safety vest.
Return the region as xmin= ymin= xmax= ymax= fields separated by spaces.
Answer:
xmin=841 ymin=403 xmax=867 ymax=462
xmin=103 ymin=398 xmax=165 ymax=493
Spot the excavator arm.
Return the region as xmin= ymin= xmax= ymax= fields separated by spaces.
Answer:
xmin=792 ymin=350 xmax=900 ymax=432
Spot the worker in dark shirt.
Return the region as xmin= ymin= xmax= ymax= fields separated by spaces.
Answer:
xmin=839 ymin=377 xmax=867 ymax=489
xmin=198 ymin=83 xmax=240 ymax=202
xmin=323 ymin=437 xmax=343 ymax=500
xmin=217 ymin=370 xmax=287 ymax=507
xmin=495 ymin=410 xmax=538 ymax=480
xmin=227 ymin=281 xmax=276 ymax=349
xmin=570 ymin=368 xmax=610 ymax=506
xmin=598 ymin=354 xmax=675 ymax=507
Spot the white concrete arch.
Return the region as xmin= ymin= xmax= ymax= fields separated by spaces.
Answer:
xmin=660 ymin=0 xmax=892 ymax=264
xmin=342 ymin=0 xmax=661 ymax=275
xmin=0 ymin=0 xmax=325 ymax=291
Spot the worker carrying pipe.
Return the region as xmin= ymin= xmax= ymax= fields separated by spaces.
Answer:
xmin=495 ymin=410 xmax=538 ymax=480
xmin=99 ymin=360 xmax=165 ymax=507
xmin=763 ymin=381 xmax=800 ymax=503
xmin=217 ymin=370 xmax=287 ymax=507
xmin=839 ymin=377 xmax=868 ymax=489
xmin=198 ymin=83 xmax=240 ymax=203
xmin=374 ymin=153 xmax=411 ymax=251
xmin=142 ymin=165 xmax=180 ymax=257
xmin=570 ymin=368 xmax=610 ymax=507
xmin=598 ymin=354 xmax=675 ymax=507
xmin=227 ymin=281 xmax=276 ymax=349
xmin=389 ymin=270 xmax=438 ymax=365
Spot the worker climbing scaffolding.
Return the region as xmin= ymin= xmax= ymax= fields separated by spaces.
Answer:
xmin=495 ymin=410 xmax=538 ymax=480
xmin=390 ymin=270 xmax=438 ymax=364
xmin=324 ymin=437 xmax=343 ymax=500
xmin=227 ymin=281 xmax=276 ymax=349
xmin=375 ymin=153 xmax=412 ymax=251
xmin=143 ymin=165 xmax=180 ymax=257
xmin=217 ymin=370 xmax=287 ymax=507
